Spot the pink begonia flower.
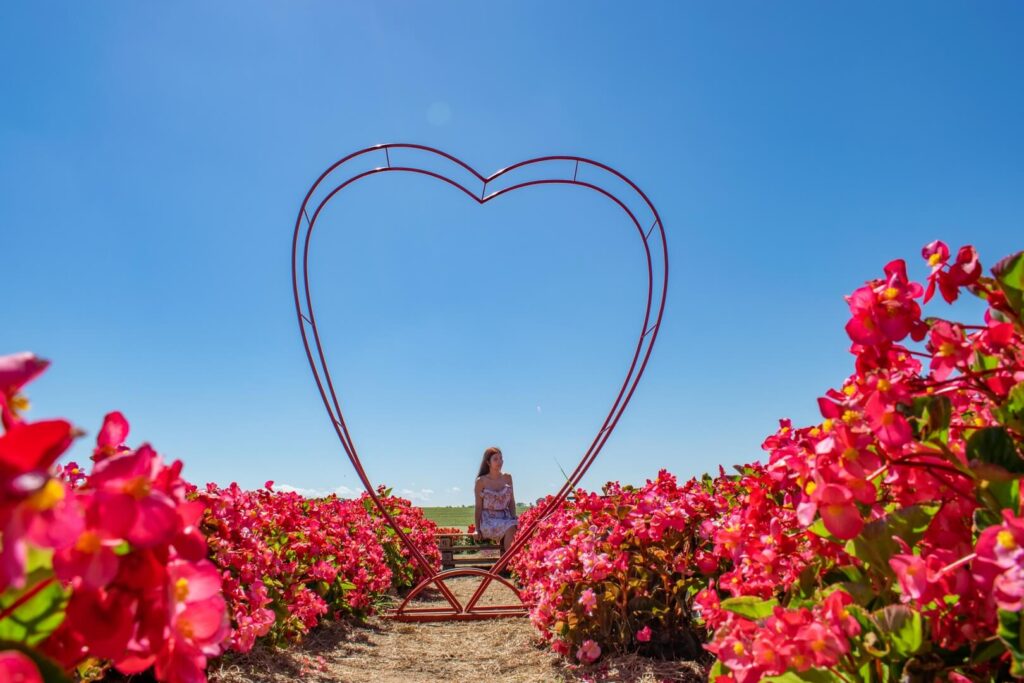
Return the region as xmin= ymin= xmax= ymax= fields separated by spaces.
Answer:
xmin=864 ymin=392 xmax=913 ymax=450
xmin=927 ymin=321 xmax=972 ymax=381
xmin=93 ymin=411 xmax=130 ymax=462
xmin=890 ymin=554 xmax=929 ymax=601
xmin=576 ymin=639 xmax=601 ymax=664
xmin=53 ymin=527 xmax=122 ymax=589
xmin=636 ymin=626 xmax=652 ymax=642
xmin=0 ymin=477 xmax=84 ymax=590
xmin=89 ymin=445 xmax=179 ymax=548
xmin=815 ymin=484 xmax=863 ymax=540
xmin=578 ymin=588 xmax=597 ymax=615
xmin=973 ymin=510 xmax=1024 ymax=613
xmin=0 ymin=352 xmax=49 ymax=398
xmin=0 ymin=419 xmax=75 ymax=478
xmin=939 ymin=245 xmax=982 ymax=303
xmin=0 ymin=650 xmax=42 ymax=683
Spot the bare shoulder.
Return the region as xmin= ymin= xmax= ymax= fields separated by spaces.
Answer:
xmin=503 ymin=473 xmax=514 ymax=483
xmin=474 ymin=476 xmax=485 ymax=490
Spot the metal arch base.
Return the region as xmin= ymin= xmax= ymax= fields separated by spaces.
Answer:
xmin=391 ymin=568 xmax=525 ymax=621
xmin=291 ymin=143 xmax=669 ymax=622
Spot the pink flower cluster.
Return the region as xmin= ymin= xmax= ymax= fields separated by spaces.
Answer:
xmin=704 ymin=590 xmax=860 ymax=679
xmin=0 ymin=353 xmax=442 ymax=682
xmin=516 ymin=243 xmax=1024 ymax=680
xmin=195 ymin=482 xmax=441 ymax=649
xmin=691 ymin=243 xmax=1024 ymax=680
xmin=0 ymin=355 xmax=229 ymax=683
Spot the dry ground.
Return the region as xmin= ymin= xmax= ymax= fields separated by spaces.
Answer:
xmin=210 ymin=577 xmax=707 ymax=683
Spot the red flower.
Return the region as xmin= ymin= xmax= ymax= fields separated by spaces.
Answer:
xmin=923 ymin=242 xmax=981 ymax=303
xmin=0 ymin=420 xmax=75 ymax=477
xmin=90 ymin=445 xmax=179 ymax=548
xmin=93 ymin=411 xmax=130 ymax=462
xmin=0 ymin=352 xmax=49 ymax=398
xmin=0 ymin=650 xmax=42 ymax=683
xmin=814 ymin=484 xmax=863 ymax=540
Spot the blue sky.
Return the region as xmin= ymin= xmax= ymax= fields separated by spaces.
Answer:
xmin=2 ymin=3 xmax=1021 ymax=506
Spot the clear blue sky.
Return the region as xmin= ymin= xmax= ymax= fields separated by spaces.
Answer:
xmin=2 ymin=3 xmax=1021 ymax=506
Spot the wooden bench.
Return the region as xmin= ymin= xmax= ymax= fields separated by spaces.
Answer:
xmin=437 ymin=533 xmax=501 ymax=571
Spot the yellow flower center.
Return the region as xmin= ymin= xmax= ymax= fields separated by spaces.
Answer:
xmin=178 ymin=618 xmax=194 ymax=639
xmin=882 ymin=287 xmax=900 ymax=301
xmin=174 ymin=577 xmax=190 ymax=602
xmin=877 ymin=379 xmax=891 ymax=392
xmin=842 ymin=447 xmax=859 ymax=461
xmin=123 ymin=476 xmax=151 ymax=500
xmin=822 ymin=419 xmax=834 ymax=433
xmin=27 ymin=479 xmax=65 ymax=511
xmin=732 ymin=642 xmax=745 ymax=656
xmin=805 ymin=481 xmax=817 ymax=496
xmin=75 ymin=530 xmax=102 ymax=554
xmin=938 ymin=341 xmax=956 ymax=357
xmin=10 ymin=395 xmax=30 ymax=412
xmin=843 ymin=385 xmax=857 ymax=396
xmin=928 ymin=252 xmax=943 ymax=266
xmin=842 ymin=410 xmax=860 ymax=424
xmin=997 ymin=529 xmax=1017 ymax=551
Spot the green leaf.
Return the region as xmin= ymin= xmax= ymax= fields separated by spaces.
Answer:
xmin=719 ymin=596 xmax=778 ymax=620
xmin=875 ymin=605 xmax=927 ymax=657
xmin=993 ymin=250 xmax=1024 ymax=318
xmin=975 ymin=506 xmax=1003 ymax=533
xmin=845 ymin=504 xmax=939 ymax=576
xmin=998 ymin=608 xmax=1024 ymax=677
xmin=0 ymin=640 xmax=72 ymax=683
xmin=0 ymin=555 xmax=68 ymax=646
xmin=985 ymin=478 xmax=1021 ymax=513
xmin=807 ymin=518 xmax=835 ymax=540
xmin=709 ymin=660 xmax=728 ymax=680
xmin=995 ymin=382 xmax=1024 ymax=434
xmin=974 ymin=351 xmax=1001 ymax=373
xmin=967 ymin=427 xmax=1024 ymax=474
xmin=903 ymin=396 xmax=952 ymax=445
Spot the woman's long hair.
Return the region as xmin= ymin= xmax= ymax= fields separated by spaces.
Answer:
xmin=477 ymin=446 xmax=502 ymax=478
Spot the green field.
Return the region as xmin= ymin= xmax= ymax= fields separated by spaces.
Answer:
xmin=419 ymin=505 xmax=530 ymax=528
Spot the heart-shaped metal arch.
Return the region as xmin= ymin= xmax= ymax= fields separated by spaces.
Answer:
xmin=292 ymin=144 xmax=668 ymax=621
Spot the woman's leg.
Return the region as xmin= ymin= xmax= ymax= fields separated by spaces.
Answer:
xmin=500 ymin=524 xmax=518 ymax=555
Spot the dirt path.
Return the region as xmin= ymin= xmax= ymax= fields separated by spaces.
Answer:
xmin=210 ymin=578 xmax=706 ymax=683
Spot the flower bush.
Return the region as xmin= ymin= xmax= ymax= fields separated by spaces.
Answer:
xmin=196 ymin=482 xmax=440 ymax=649
xmin=511 ymin=465 xmax=842 ymax=666
xmin=517 ymin=242 xmax=1024 ymax=681
xmin=0 ymin=356 xmax=229 ymax=683
xmin=0 ymin=354 xmax=441 ymax=682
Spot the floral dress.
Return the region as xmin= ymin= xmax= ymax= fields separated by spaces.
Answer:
xmin=479 ymin=484 xmax=517 ymax=542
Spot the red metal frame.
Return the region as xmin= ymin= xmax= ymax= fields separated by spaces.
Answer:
xmin=291 ymin=144 xmax=668 ymax=621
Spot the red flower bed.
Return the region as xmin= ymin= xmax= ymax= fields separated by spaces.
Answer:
xmin=516 ymin=242 xmax=1024 ymax=680
xmin=0 ymin=357 xmax=439 ymax=682
xmin=196 ymin=482 xmax=440 ymax=650
xmin=0 ymin=360 xmax=229 ymax=683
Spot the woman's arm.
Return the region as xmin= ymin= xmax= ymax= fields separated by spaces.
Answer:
xmin=506 ymin=474 xmax=517 ymax=519
xmin=474 ymin=478 xmax=484 ymax=539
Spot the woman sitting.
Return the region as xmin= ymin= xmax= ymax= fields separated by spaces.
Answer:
xmin=474 ymin=446 xmax=518 ymax=554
